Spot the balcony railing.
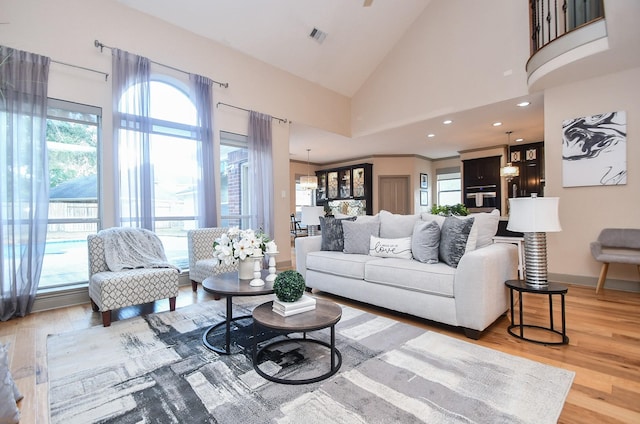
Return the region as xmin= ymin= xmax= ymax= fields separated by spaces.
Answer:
xmin=530 ymin=0 xmax=604 ymax=54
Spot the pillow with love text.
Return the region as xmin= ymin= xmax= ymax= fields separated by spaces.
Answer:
xmin=369 ymin=236 xmax=413 ymax=260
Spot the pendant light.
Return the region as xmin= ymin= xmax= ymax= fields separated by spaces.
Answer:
xmin=500 ymin=131 xmax=519 ymax=181
xmin=300 ymin=149 xmax=318 ymax=190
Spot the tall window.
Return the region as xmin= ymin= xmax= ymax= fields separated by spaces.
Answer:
xmin=436 ymin=168 xmax=462 ymax=206
xmin=40 ymin=99 xmax=101 ymax=290
xmin=220 ymin=131 xmax=251 ymax=228
xmin=118 ymin=80 xmax=200 ymax=268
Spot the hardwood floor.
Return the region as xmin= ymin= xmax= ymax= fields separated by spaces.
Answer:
xmin=1 ymin=278 xmax=638 ymax=423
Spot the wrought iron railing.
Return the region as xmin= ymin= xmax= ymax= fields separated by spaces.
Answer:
xmin=530 ymin=0 xmax=605 ymax=54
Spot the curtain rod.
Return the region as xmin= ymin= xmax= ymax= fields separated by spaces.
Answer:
xmin=216 ymin=102 xmax=288 ymax=124
xmin=51 ymin=59 xmax=109 ymax=81
xmin=94 ymin=40 xmax=229 ymax=88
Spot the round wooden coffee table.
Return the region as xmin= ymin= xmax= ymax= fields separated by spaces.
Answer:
xmin=202 ymin=270 xmax=273 ymax=355
xmin=252 ymin=298 xmax=342 ymax=385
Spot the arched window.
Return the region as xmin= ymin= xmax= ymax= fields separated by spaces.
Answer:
xmin=117 ymin=79 xmax=201 ymax=267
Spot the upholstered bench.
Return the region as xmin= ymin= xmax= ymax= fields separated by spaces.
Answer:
xmin=591 ymin=228 xmax=640 ymax=293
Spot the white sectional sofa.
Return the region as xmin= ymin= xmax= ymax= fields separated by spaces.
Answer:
xmin=295 ymin=210 xmax=518 ymax=339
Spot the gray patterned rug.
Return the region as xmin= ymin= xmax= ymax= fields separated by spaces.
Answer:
xmin=47 ymin=295 xmax=574 ymax=423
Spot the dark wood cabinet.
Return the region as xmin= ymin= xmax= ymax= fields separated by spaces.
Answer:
xmin=316 ymin=163 xmax=373 ymax=215
xmin=508 ymin=142 xmax=544 ymax=198
xmin=463 ymin=156 xmax=501 ymax=211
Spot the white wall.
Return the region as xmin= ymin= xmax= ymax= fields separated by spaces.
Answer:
xmin=544 ymin=66 xmax=640 ymax=289
xmin=2 ymin=0 xmax=351 ymax=266
xmin=352 ymin=0 xmax=530 ymax=137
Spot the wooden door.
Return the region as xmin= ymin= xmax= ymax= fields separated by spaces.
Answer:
xmin=378 ymin=176 xmax=410 ymax=214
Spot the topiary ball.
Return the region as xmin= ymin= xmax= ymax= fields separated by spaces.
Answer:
xmin=273 ymin=270 xmax=306 ymax=302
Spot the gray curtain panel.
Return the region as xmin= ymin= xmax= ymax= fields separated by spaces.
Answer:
xmin=0 ymin=45 xmax=50 ymax=320
xmin=248 ymin=111 xmax=274 ymax=237
xmin=190 ymin=74 xmax=217 ymax=228
xmin=111 ymin=48 xmax=153 ymax=229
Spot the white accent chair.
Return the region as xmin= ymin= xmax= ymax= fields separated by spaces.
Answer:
xmin=187 ymin=227 xmax=237 ymax=292
xmin=87 ymin=232 xmax=180 ymax=327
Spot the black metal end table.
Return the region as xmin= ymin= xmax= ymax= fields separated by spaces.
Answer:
xmin=505 ymin=279 xmax=569 ymax=345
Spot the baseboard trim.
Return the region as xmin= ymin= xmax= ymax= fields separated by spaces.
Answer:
xmin=549 ymin=273 xmax=640 ymax=293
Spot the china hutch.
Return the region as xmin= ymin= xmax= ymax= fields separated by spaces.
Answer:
xmin=316 ymin=163 xmax=373 ymax=215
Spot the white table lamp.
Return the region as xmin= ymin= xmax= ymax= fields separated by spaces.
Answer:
xmin=507 ymin=195 xmax=561 ymax=286
xmin=301 ymin=206 xmax=324 ymax=236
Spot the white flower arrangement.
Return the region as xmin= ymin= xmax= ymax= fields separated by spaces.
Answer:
xmin=213 ymin=227 xmax=272 ymax=266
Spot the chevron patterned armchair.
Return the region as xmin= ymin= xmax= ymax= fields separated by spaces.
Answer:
xmin=87 ymin=231 xmax=180 ymax=327
xmin=187 ymin=227 xmax=238 ymax=292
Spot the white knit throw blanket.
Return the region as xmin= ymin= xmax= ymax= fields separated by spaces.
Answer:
xmin=100 ymin=227 xmax=178 ymax=272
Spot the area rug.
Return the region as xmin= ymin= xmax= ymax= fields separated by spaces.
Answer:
xmin=47 ymin=296 xmax=575 ymax=423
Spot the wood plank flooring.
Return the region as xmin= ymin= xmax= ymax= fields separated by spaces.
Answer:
xmin=1 ymin=279 xmax=638 ymax=423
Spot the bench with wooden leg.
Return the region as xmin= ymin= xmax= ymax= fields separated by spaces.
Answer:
xmin=590 ymin=228 xmax=640 ymax=293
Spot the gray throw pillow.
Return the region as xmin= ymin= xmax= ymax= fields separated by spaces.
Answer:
xmin=319 ymin=216 xmax=356 ymax=251
xmin=439 ymin=216 xmax=475 ymax=268
xmin=412 ymin=220 xmax=440 ymax=263
xmin=343 ymin=220 xmax=380 ymax=254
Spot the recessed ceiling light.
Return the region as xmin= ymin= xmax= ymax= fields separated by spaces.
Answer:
xmin=517 ymin=101 xmax=531 ymax=107
xmin=443 ymin=120 xmax=452 ymax=125
xmin=427 ymin=133 xmax=435 ymax=138
xmin=515 ymin=138 xmax=524 ymax=142
xmin=492 ymin=122 xmax=502 ymax=126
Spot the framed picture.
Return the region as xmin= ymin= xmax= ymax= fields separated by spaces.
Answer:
xmin=420 ymin=190 xmax=429 ymax=206
xmin=562 ymin=111 xmax=627 ymax=187
xmin=420 ymin=173 xmax=428 ymax=189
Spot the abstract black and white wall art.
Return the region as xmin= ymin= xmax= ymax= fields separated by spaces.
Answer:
xmin=562 ymin=111 xmax=627 ymax=187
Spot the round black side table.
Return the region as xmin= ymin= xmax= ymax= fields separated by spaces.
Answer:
xmin=505 ymin=280 xmax=569 ymax=345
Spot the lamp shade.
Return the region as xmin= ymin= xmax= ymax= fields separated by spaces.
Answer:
xmin=300 ymin=175 xmax=318 ymax=190
xmin=500 ymin=163 xmax=520 ymax=178
xmin=301 ymin=206 xmax=324 ymax=226
xmin=507 ymin=197 xmax=562 ymax=233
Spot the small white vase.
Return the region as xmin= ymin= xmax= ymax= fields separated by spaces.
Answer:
xmin=238 ymin=258 xmax=255 ymax=280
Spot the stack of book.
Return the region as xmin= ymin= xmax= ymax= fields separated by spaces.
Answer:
xmin=272 ymin=295 xmax=316 ymax=317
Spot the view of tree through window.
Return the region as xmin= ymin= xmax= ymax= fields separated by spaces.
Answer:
xmin=40 ymin=99 xmax=101 ymax=289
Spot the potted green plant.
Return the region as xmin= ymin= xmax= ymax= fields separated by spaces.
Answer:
xmin=430 ymin=204 xmax=469 ymax=216
xmin=273 ymin=270 xmax=306 ymax=302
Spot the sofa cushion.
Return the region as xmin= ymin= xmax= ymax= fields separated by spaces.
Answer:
xmin=439 ymin=216 xmax=475 ymax=267
xmin=456 ymin=209 xmax=501 ymax=251
xmin=343 ymin=220 xmax=380 ymax=254
xmin=365 ymin=258 xmax=456 ymax=297
xmin=420 ymin=212 xmax=446 ymax=228
xmin=412 ymin=220 xmax=440 ymax=264
xmin=379 ymin=210 xmax=421 ymax=238
xmin=369 ymin=236 xmax=413 ymax=259
xmin=355 ymin=213 xmax=380 ymax=224
xmin=306 ymin=250 xmax=373 ymax=280
xmin=319 ymin=216 xmax=356 ymax=251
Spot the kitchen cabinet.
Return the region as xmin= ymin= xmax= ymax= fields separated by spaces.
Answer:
xmin=508 ymin=142 xmax=544 ymax=198
xmin=463 ymin=156 xmax=501 ymax=212
xmin=316 ymin=163 xmax=373 ymax=215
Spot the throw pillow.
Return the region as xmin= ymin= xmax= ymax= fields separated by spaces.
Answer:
xmin=439 ymin=216 xmax=475 ymax=268
xmin=355 ymin=213 xmax=380 ymax=224
xmin=455 ymin=209 xmax=501 ymax=252
xmin=379 ymin=210 xmax=421 ymax=238
xmin=0 ymin=344 xmax=21 ymax=424
xmin=369 ymin=236 xmax=413 ymax=259
xmin=412 ymin=220 xmax=440 ymax=264
xmin=343 ymin=220 xmax=381 ymax=254
xmin=319 ymin=216 xmax=356 ymax=251
xmin=420 ymin=212 xmax=446 ymax=228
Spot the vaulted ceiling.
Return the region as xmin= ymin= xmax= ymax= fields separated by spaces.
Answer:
xmin=115 ymin=0 xmax=544 ymax=163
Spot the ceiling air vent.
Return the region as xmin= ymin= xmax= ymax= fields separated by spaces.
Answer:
xmin=309 ymin=27 xmax=327 ymax=44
